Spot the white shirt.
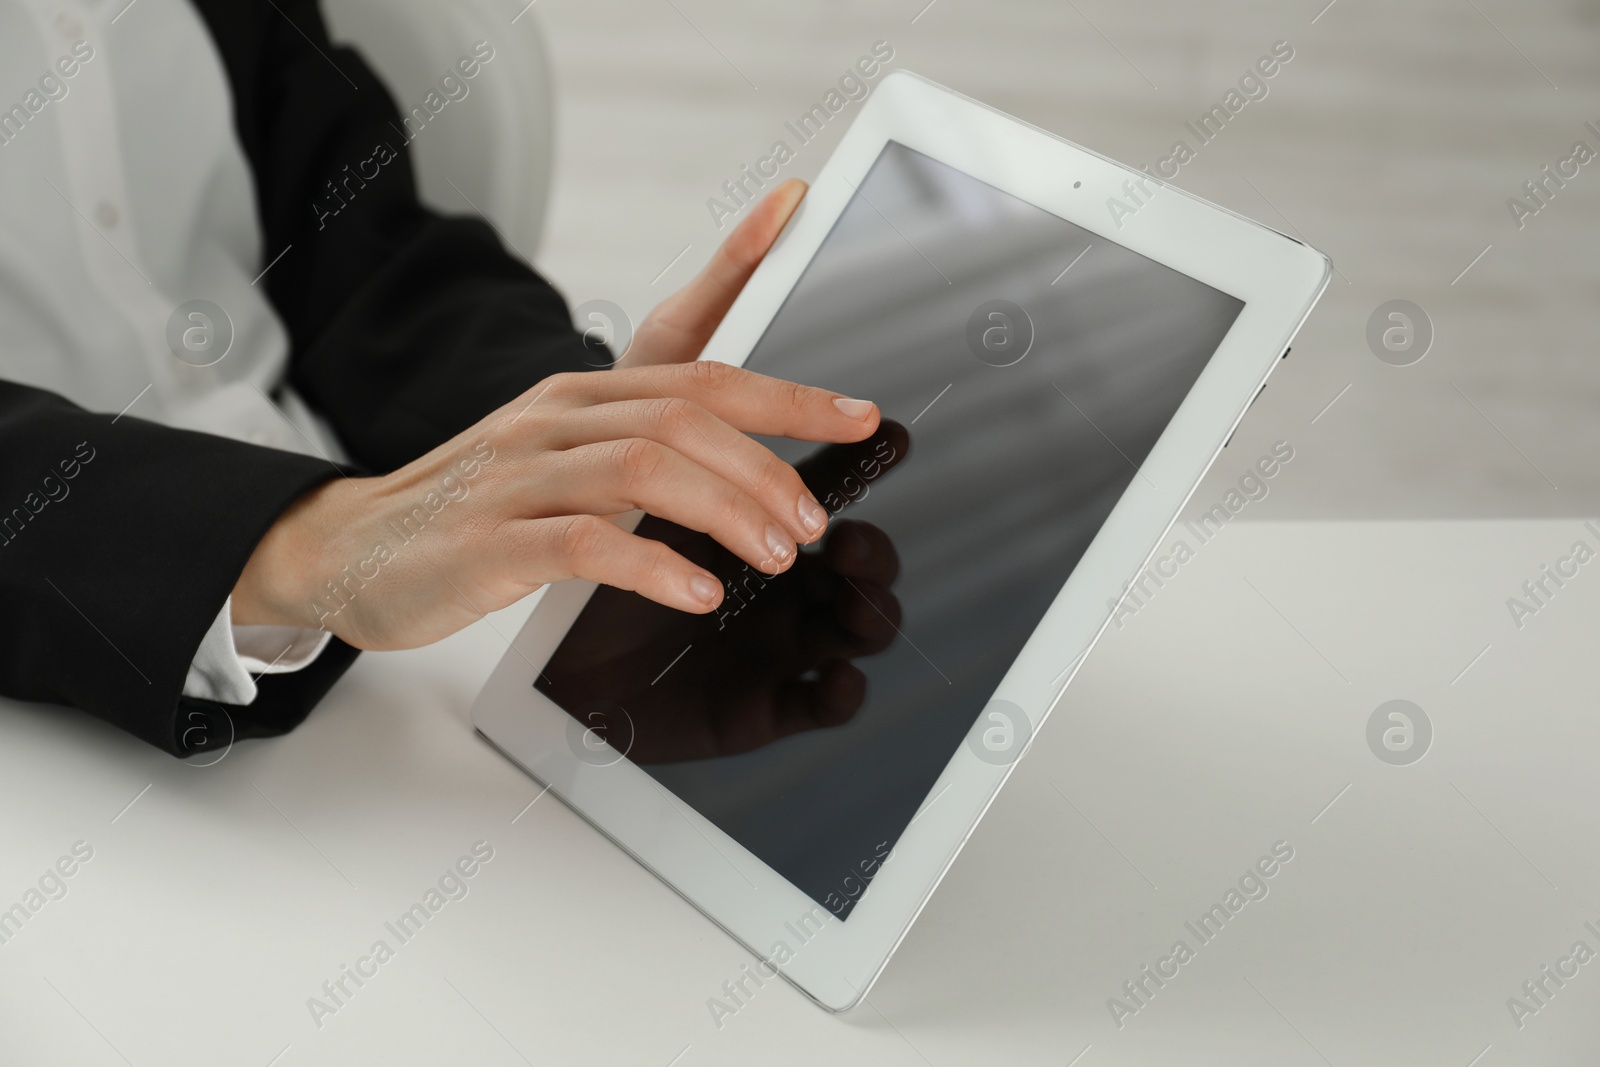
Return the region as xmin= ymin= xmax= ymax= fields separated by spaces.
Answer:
xmin=0 ymin=0 xmax=333 ymax=705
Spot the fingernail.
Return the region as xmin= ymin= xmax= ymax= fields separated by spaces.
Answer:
xmin=833 ymin=397 xmax=875 ymax=419
xmin=765 ymin=524 xmax=795 ymax=564
xmin=798 ymin=494 xmax=828 ymax=536
xmin=689 ymin=573 xmax=722 ymax=606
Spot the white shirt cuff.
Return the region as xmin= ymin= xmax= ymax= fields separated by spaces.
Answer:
xmin=182 ymin=595 xmax=331 ymax=705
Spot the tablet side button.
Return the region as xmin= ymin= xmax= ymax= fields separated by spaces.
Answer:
xmin=1223 ymin=347 xmax=1289 ymax=448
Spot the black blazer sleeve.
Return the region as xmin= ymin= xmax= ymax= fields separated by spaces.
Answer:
xmin=0 ymin=1 xmax=594 ymax=756
xmin=191 ymin=0 xmax=597 ymax=473
xmin=0 ymin=383 xmax=359 ymax=755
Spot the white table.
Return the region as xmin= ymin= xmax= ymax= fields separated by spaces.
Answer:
xmin=3 ymin=519 xmax=1598 ymax=1066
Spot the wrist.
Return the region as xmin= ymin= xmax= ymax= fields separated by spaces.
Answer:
xmin=232 ymin=476 xmax=365 ymax=631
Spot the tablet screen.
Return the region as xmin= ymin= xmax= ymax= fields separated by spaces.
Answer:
xmin=537 ymin=141 xmax=1243 ymax=919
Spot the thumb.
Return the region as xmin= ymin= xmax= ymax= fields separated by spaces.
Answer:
xmin=631 ymin=179 xmax=808 ymax=365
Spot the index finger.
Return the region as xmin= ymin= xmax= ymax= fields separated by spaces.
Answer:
xmin=563 ymin=359 xmax=880 ymax=444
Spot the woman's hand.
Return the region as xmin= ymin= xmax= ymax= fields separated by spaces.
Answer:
xmin=230 ymin=181 xmax=881 ymax=652
xmin=232 ymin=362 xmax=880 ymax=650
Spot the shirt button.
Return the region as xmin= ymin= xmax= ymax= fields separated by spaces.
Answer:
xmin=56 ymin=13 xmax=82 ymax=38
xmin=95 ymin=201 xmax=119 ymax=229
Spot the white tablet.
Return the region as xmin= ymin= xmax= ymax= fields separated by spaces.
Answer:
xmin=472 ymin=70 xmax=1330 ymax=1012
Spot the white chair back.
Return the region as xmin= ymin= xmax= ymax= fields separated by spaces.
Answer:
xmin=321 ymin=0 xmax=555 ymax=261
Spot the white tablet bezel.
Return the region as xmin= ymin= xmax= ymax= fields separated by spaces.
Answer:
xmin=472 ymin=69 xmax=1330 ymax=1012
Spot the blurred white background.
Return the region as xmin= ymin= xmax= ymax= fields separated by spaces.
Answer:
xmin=509 ymin=0 xmax=1600 ymax=520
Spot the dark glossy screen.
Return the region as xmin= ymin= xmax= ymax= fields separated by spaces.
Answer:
xmin=536 ymin=142 xmax=1243 ymax=918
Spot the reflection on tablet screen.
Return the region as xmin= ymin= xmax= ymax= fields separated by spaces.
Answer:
xmin=536 ymin=141 xmax=1243 ymax=919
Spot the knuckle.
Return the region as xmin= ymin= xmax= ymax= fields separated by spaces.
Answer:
xmin=643 ymin=542 xmax=679 ymax=593
xmin=617 ymin=437 xmax=666 ymax=490
xmin=751 ymin=452 xmax=793 ymax=497
xmin=541 ymin=371 xmax=582 ymax=398
xmin=723 ymin=485 xmax=755 ymax=530
xmin=650 ymin=395 xmax=697 ymax=435
xmin=782 ymin=377 xmax=809 ymax=417
xmin=558 ymin=514 xmax=606 ymax=562
xmin=686 ymin=359 xmax=736 ymax=390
